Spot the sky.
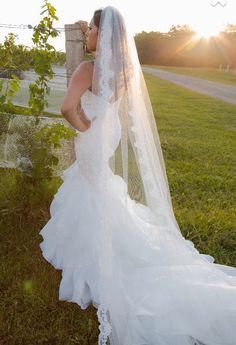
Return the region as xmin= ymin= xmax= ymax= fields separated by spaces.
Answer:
xmin=0 ymin=0 xmax=235 ymax=52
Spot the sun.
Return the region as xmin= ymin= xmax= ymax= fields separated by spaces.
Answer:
xmin=192 ymin=23 xmax=222 ymax=39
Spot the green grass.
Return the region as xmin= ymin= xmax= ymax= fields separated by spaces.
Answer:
xmin=145 ymin=73 xmax=236 ymax=265
xmin=143 ymin=65 xmax=236 ymax=86
xmin=0 ymin=106 xmax=61 ymax=118
xmin=1 ymin=75 xmax=236 ymax=344
xmin=0 ymin=168 xmax=99 ymax=345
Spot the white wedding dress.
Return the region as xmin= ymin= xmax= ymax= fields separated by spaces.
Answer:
xmin=39 ymin=89 xmax=236 ymax=345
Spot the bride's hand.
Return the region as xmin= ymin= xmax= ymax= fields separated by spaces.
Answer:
xmin=78 ymin=107 xmax=91 ymax=128
xmin=79 ymin=107 xmax=97 ymax=124
xmin=75 ymin=20 xmax=88 ymax=35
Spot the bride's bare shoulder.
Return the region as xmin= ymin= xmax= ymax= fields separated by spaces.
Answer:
xmin=69 ymin=60 xmax=94 ymax=88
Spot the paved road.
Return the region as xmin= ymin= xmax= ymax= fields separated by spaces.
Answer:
xmin=142 ymin=67 xmax=236 ymax=106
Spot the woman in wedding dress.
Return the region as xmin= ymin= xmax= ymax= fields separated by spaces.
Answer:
xmin=39 ymin=6 xmax=236 ymax=345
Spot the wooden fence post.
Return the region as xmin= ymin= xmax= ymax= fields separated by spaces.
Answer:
xmin=64 ymin=22 xmax=84 ymax=161
xmin=64 ymin=22 xmax=84 ymax=86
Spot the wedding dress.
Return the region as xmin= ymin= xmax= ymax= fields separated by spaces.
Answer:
xmin=39 ymin=88 xmax=236 ymax=345
xmin=39 ymin=6 xmax=236 ymax=345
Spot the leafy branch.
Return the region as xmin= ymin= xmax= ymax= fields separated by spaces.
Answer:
xmin=28 ymin=0 xmax=59 ymax=119
xmin=0 ymin=33 xmax=20 ymax=113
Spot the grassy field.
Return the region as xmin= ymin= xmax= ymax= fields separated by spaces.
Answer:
xmin=1 ymin=74 xmax=236 ymax=344
xmin=143 ymin=65 xmax=236 ymax=86
xmin=145 ymin=73 xmax=236 ymax=264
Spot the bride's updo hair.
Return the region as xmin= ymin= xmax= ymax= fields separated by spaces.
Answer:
xmin=93 ymin=9 xmax=103 ymax=29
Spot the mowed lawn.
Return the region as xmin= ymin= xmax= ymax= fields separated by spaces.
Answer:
xmin=144 ymin=65 xmax=236 ymax=86
xmin=145 ymin=73 xmax=236 ymax=265
xmin=0 ymin=74 xmax=236 ymax=344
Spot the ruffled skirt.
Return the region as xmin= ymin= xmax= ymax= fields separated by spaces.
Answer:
xmin=39 ymin=159 xmax=236 ymax=345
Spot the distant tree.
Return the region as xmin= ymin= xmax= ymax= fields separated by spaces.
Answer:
xmin=134 ymin=24 xmax=236 ymax=68
xmin=224 ymin=24 xmax=236 ymax=33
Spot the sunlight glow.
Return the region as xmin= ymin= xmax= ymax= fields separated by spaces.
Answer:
xmin=193 ymin=23 xmax=223 ymax=39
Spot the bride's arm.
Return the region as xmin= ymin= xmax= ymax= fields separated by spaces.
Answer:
xmin=60 ymin=61 xmax=93 ymax=132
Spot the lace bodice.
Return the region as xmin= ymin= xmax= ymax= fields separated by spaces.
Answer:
xmin=80 ymin=89 xmax=105 ymax=122
xmin=73 ymin=89 xmax=122 ymax=182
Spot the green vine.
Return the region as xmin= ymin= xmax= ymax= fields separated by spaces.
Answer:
xmin=0 ymin=33 xmax=20 ymax=113
xmin=28 ymin=0 xmax=59 ymax=120
xmin=8 ymin=0 xmax=76 ymax=221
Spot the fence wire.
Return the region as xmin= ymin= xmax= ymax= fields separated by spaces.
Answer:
xmin=0 ymin=113 xmax=75 ymax=177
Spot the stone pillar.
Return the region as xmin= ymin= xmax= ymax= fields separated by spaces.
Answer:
xmin=64 ymin=23 xmax=85 ymax=161
xmin=64 ymin=23 xmax=84 ymax=86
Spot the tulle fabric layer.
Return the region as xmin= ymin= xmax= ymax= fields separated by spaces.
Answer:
xmin=39 ymin=160 xmax=236 ymax=345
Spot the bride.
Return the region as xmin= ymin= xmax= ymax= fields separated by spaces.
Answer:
xmin=39 ymin=6 xmax=236 ymax=345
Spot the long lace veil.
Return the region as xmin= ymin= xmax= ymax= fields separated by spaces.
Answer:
xmin=89 ymin=6 xmax=185 ymax=345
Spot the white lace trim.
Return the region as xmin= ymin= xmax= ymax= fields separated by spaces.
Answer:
xmin=97 ymin=10 xmax=114 ymax=103
xmin=97 ymin=302 xmax=112 ymax=345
